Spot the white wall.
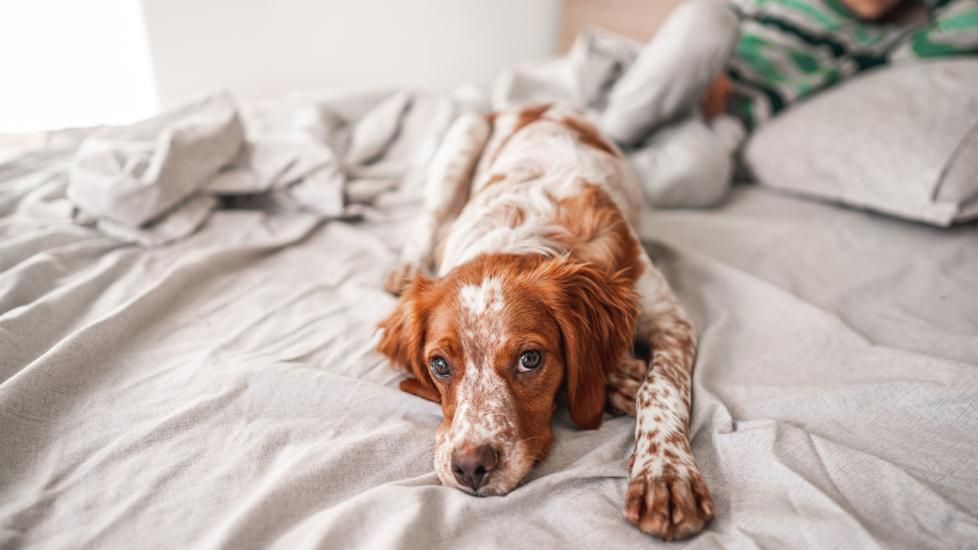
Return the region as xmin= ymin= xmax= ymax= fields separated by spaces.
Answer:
xmin=0 ymin=0 xmax=158 ymax=132
xmin=0 ymin=1 xmax=561 ymax=132
xmin=141 ymin=0 xmax=563 ymax=106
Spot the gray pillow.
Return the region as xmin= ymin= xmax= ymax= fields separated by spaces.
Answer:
xmin=742 ymin=59 xmax=978 ymax=226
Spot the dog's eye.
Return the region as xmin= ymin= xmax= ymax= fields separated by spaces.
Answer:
xmin=429 ymin=356 xmax=451 ymax=378
xmin=517 ymin=350 xmax=542 ymax=372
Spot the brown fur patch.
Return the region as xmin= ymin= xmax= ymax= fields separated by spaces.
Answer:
xmin=560 ymin=115 xmax=620 ymax=157
xmin=525 ymin=255 xmax=640 ymax=429
xmin=376 ymin=274 xmax=438 ymax=399
xmin=483 ymin=173 xmax=506 ymax=187
xmin=515 ymin=103 xmax=552 ymax=128
xmin=554 ymin=184 xmax=643 ymax=280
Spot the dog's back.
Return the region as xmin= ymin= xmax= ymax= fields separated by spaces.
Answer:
xmin=437 ymin=103 xmax=644 ymax=276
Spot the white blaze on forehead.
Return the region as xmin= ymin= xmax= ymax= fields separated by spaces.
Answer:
xmin=459 ymin=276 xmax=504 ymax=317
xmin=448 ymin=275 xmax=513 ymax=445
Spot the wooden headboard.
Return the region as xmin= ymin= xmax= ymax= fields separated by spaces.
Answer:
xmin=559 ymin=0 xmax=685 ymax=51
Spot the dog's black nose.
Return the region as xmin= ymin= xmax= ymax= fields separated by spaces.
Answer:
xmin=451 ymin=444 xmax=498 ymax=491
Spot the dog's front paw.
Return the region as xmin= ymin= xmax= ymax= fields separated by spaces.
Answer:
xmin=606 ymin=356 xmax=646 ymax=416
xmin=624 ymin=465 xmax=714 ymax=541
xmin=384 ymin=262 xmax=422 ymax=296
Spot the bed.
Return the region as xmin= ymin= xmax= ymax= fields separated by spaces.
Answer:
xmin=2 ymin=56 xmax=978 ymax=550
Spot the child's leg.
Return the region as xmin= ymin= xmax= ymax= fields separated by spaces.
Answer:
xmin=600 ymin=0 xmax=740 ymax=146
xmin=629 ymin=113 xmax=745 ymax=208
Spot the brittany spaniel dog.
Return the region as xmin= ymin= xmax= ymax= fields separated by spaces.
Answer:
xmin=378 ymin=103 xmax=713 ymax=540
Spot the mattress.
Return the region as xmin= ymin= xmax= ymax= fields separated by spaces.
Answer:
xmin=2 ymin=118 xmax=977 ymax=550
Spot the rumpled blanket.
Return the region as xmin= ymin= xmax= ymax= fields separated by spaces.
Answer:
xmin=64 ymin=89 xmax=478 ymax=245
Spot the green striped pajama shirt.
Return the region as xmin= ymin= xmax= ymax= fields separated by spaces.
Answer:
xmin=727 ymin=0 xmax=978 ymax=127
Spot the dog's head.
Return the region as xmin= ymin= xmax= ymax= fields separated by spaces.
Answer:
xmin=378 ymin=253 xmax=638 ymax=495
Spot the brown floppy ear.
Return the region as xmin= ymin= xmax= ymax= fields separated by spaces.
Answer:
xmin=533 ymin=257 xmax=639 ymax=429
xmin=377 ymin=274 xmax=441 ymax=403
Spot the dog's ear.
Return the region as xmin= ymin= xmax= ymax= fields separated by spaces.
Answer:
xmin=532 ymin=257 xmax=639 ymax=429
xmin=377 ymin=274 xmax=440 ymax=403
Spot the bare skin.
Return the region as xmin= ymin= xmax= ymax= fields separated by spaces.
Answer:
xmin=700 ymin=0 xmax=907 ymax=118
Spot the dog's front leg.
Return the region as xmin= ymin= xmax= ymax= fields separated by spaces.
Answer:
xmin=623 ymin=252 xmax=714 ymax=540
xmin=385 ymin=112 xmax=491 ymax=295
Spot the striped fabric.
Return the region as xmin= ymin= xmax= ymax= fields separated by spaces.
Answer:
xmin=726 ymin=0 xmax=978 ymax=127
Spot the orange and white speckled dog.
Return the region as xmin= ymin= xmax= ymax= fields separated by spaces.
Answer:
xmin=378 ymin=103 xmax=713 ymax=540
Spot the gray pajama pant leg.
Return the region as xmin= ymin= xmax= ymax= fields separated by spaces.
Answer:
xmin=628 ymin=113 xmax=745 ymax=208
xmin=599 ymin=0 xmax=741 ymax=145
xmin=599 ymin=0 xmax=743 ymax=207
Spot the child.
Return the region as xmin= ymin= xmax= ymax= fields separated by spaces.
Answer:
xmin=599 ymin=0 xmax=978 ymax=207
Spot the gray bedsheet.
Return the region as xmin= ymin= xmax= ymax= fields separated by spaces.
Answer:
xmin=3 ymin=140 xmax=977 ymax=548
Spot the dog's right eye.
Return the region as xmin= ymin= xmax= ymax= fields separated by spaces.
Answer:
xmin=429 ymin=356 xmax=451 ymax=378
xmin=517 ymin=350 xmax=542 ymax=372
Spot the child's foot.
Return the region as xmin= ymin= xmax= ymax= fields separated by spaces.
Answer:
xmin=628 ymin=114 xmax=744 ymax=208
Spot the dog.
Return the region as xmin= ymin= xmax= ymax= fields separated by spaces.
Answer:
xmin=377 ymin=103 xmax=713 ymax=540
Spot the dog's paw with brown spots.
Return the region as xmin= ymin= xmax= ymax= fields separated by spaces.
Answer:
xmin=384 ymin=262 xmax=422 ymax=296
xmin=624 ymin=466 xmax=714 ymax=541
xmin=606 ymin=356 xmax=646 ymax=416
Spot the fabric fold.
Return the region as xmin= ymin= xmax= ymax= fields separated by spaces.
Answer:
xmin=63 ymin=89 xmax=433 ymax=245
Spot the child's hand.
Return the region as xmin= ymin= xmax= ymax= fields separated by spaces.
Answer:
xmin=700 ymin=73 xmax=731 ymax=120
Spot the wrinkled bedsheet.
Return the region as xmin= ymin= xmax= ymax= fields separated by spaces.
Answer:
xmin=3 ymin=37 xmax=978 ymax=550
xmin=3 ymin=146 xmax=978 ymax=549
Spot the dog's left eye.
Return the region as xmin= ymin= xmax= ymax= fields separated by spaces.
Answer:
xmin=429 ymin=356 xmax=451 ymax=378
xmin=517 ymin=350 xmax=542 ymax=372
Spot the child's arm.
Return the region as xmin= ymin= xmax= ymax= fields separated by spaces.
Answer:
xmin=891 ymin=0 xmax=978 ymax=59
